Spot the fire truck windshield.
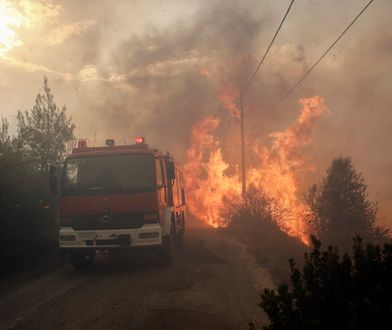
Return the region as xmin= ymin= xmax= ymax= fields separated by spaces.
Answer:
xmin=61 ymin=154 xmax=155 ymax=195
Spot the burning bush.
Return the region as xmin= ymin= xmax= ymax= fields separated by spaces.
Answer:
xmin=227 ymin=187 xmax=306 ymax=281
xmin=225 ymin=186 xmax=281 ymax=227
xmin=184 ymin=96 xmax=328 ymax=245
xmin=256 ymin=236 xmax=392 ymax=330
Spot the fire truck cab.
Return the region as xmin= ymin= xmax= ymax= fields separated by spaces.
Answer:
xmin=51 ymin=138 xmax=186 ymax=268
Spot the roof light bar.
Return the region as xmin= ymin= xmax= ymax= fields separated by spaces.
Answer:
xmin=135 ymin=136 xmax=145 ymax=144
xmin=105 ymin=139 xmax=115 ymax=146
xmin=77 ymin=139 xmax=88 ymax=148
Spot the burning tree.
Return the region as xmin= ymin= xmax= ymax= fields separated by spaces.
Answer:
xmin=305 ymin=156 xmax=389 ymax=250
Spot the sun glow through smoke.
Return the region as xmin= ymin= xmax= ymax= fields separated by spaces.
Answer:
xmin=0 ymin=1 xmax=25 ymax=56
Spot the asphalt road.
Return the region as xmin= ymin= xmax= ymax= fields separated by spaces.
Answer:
xmin=0 ymin=223 xmax=275 ymax=330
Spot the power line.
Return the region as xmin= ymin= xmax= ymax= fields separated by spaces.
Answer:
xmin=242 ymin=0 xmax=295 ymax=95
xmin=240 ymin=0 xmax=295 ymax=197
xmin=271 ymin=0 xmax=374 ymax=111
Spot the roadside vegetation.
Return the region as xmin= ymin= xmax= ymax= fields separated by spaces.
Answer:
xmin=228 ymin=155 xmax=389 ymax=272
xmin=0 ymin=77 xmax=74 ymax=277
xmin=226 ymin=188 xmax=307 ymax=282
xmin=229 ymin=156 xmax=391 ymax=329
xmin=255 ymin=237 xmax=392 ymax=330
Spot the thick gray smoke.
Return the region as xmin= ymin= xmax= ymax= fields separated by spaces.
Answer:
xmin=2 ymin=0 xmax=391 ymax=227
xmin=74 ymin=0 xmax=392 ymax=228
xmin=73 ymin=0 xmax=275 ymax=159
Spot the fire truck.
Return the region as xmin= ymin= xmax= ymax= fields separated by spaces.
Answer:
xmin=50 ymin=137 xmax=186 ymax=268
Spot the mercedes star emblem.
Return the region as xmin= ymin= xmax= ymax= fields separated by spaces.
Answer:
xmin=99 ymin=209 xmax=112 ymax=224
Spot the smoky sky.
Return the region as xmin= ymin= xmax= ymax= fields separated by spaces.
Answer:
xmin=1 ymin=0 xmax=391 ymax=227
xmin=79 ymin=0 xmax=274 ymax=154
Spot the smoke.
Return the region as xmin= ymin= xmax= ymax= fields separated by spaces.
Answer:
xmin=67 ymin=0 xmax=277 ymax=159
xmin=73 ymin=0 xmax=392 ymax=228
xmin=2 ymin=0 xmax=391 ymax=228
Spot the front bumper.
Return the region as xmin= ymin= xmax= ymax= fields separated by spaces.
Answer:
xmin=59 ymin=224 xmax=162 ymax=250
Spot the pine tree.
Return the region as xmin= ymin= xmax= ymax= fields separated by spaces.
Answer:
xmin=0 ymin=115 xmax=10 ymax=147
xmin=305 ymin=156 xmax=388 ymax=250
xmin=17 ymin=76 xmax=75 ymax=171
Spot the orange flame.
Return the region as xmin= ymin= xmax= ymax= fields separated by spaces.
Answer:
xmin=218 ymin=80 xmax=241 ymax=119
xmin=248 ymin=96 xmax=328 ymax=243
xmin=183 ymin=116 xmax=241 ymax=227
xmin=183 ymin=95 xmax=327 ymax=243
xmin=217 ymin=58 xmax=246 ymax=120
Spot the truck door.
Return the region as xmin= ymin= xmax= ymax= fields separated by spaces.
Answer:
xmin=155 ymin=157 xmax=166 ymax=208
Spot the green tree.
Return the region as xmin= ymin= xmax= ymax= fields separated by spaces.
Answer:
xmin=305 ymin=156 xmax=387 ymax=250
xmin=0 ymin=115 xmax=10 ymax=147
xmin=17 ymin=76 xmax=75 ymax=171
xmin=257 ymin=237 xmax=392 ymax=330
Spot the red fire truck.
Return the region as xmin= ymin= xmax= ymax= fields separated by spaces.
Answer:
xmin=50 ymin=137 xmax=186 ymax=268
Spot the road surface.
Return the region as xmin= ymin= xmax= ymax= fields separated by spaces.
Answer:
xmin=0 ymin=223 xmax=275 ymax=329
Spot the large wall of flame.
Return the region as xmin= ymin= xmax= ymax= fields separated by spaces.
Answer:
xmin=184 ymin=96 xmax=327 ymax=242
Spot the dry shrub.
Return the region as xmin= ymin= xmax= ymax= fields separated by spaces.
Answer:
xmin=225 ymin=186 xmax=306 ymax=281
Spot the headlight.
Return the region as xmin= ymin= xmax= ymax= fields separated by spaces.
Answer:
xmin=59 ymin=235 xmax=75 ymax=241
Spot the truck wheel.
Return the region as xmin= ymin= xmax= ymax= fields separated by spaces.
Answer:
xmin=176 ymin=230 xmax=184 ymax=247
xmin=176 ymin=214 xmax=185 ymax=247
xmin=158 ymin=225 xmax=175 ymax=265
xmin=69 ymin=251 xmax=95 ymax=269
xmin=176 ymin=222 xmax=184 ymax=247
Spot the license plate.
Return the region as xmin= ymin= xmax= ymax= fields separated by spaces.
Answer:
xmin=79 ymin=232 xmax=97 ymax=239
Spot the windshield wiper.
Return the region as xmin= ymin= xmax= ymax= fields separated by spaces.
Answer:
xmin=88 ymin=186 xmax=105 ymax=191
xmin=108 ymin=184 xmax=143 ymax=191
xmin=108 ymin=184 xmax=154 ymax=191
xmin=86 ymin=184 xmax=132 ymax=191
xmin=84 ymin=184 xmax=152 ymax=192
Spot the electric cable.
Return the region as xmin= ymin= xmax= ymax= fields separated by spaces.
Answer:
xmin=242 ymin=0 xmax=295 ymax=95
xmin=270 ymin=0 xmax=374 ymax=110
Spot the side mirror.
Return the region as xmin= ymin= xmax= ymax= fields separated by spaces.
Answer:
xmin=181 ymin=188 xmax=186 ymax=205
xmin=49 ymin=165 xmax=58 ymax=194
xmin=166 ymin=158 xmax=175 ymax=180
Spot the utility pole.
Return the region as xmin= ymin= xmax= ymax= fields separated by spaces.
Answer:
xmin=236 ymin=0 xmax=295 ymax=197
xmin=240 ymin=92 xmax=246 ymax=197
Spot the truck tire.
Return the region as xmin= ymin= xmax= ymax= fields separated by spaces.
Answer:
xmin=176 ymin=229 xmax=184 ymax=247
xmin=176 ymin=217 xmax=185 ymax=247
xmin=69 ymin=251 xmax=95 ymax=269
xmin=158 ymin=224 xmax=175 ymax=265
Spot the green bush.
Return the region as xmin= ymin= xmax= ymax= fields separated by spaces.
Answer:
xmin=0 ymin=142 xmax=57 ymax=267
xmin=258 ymin=236 xmax=392 ymax=330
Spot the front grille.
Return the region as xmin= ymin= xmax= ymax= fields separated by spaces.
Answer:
xmin=96 ymin=235 xmax=131 ymax=246
xmin=71 ymin=212 xmax=156 ymax=230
